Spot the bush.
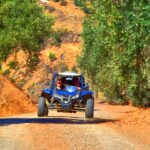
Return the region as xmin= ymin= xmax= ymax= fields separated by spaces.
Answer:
xmin=10 ymin=77 xmax=16 ymax=83
xmin=51 ymin=28 xmax=69 ymax=46
xmin=18 ymin=79 xmax=26 ymax=88
xmin=48 ymin=52 xmax=57 ymax=62
xmin=60 ymin=0 xmax=67 ymax=6
xmin=26 ymin=53 xmax=39 ymax=71
xmin=74 ymin=0 xmax=93 ymax=14
xmin=8 ymin=61 xmax=17 ymax=69
xmin=2 ymin=69 xmax=10 ymax=76
xmin=30 ymin=89 xmax=35 ymax=95
xmin=32 ymin=82 xmax=36 ymax=87
xmin=74 ymin=0 xmax=85 ymax=7
xmin=51 ymin=31 xmax=62 ymax=46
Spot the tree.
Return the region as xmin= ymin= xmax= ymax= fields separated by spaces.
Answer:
xmin=79 ymin=0 xmax=150 ymax=106
xmin=0 ymin=0 xmax=54 ymax=68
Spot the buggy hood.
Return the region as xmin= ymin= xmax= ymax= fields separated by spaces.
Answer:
xmin=56 ymin=85 xmax=79 ymax=96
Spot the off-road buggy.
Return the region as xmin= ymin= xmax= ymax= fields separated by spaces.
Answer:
xmin=37 ymin=72 xmax=94 ymax=118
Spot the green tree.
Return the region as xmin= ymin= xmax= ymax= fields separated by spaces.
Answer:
xmin=0 ymin=0 xmax=54 ymax=68
xmin=79 ymin=0 xmax=150 ymax=106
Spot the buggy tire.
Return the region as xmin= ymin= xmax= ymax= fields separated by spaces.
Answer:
xmin=85 ymin=99 xmax=94 ymax=118
xmin=38 ymin=97 xmax=48 ymax=117
xmin=44 ymin=104 xmax=48 ymax=116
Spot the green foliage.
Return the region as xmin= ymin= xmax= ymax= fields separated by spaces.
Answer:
xmin=8 ymin=61 xmax=17 ymax=69
xmin=18 ymin=79 xmax=26 ymax=88
xmin=51 ymin=31 xmax=62 ymax=46
xmin=79 ymin=0 xmax=150 ymax=107
xmin=51 ymin=29 xmax=68 ymax=46
xmin=2 ymin=69 xmax=10 ymax=76
xmin=32 ymin=82 xmax=36 ymax=87
xmin=10 ymin=77 xmax=15 ymax=83
xmin=74 ymin=0 xmax=86 ymax=7
xmin=26 ymin=53 xmax=40 ymax=71
xmin=74 ymin=0 xmax=93 ymax=14
xmin=0 ymin=0 xmax=54 ymax=68
xmin=48 ymin=52 xmax=57 ymax=62
xmin=30 ymin=89 xmax=35 ymax=95
xmin=60 ymin=0 xmax=67 ymax=6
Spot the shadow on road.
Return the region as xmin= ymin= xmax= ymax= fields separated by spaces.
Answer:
xmin=0 ymin=117 xmax=117 ymax=126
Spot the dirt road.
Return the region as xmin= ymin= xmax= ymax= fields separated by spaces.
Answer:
xmin=0 ymin=103 xmax=149 ymax=150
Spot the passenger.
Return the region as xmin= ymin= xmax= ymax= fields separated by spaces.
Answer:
xmin=73 ymin=78 xmax=81 ymax=90
xmin=56 ymin=79 xmax=62 ymax=90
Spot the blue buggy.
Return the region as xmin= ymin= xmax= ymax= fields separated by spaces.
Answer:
xmin=37 ymin=72 xmax=94 ymax=118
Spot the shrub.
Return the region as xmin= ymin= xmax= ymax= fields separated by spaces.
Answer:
xmin=74 ymin=0 xmax=92 ymax=14
xmin=74 ymin=0 xmax=84 ymax=7
xmin=51 ymin=31 xmax=62 ymax=46
xmin=30 ymin=89 xmax=35 ymax=95
xmin=60 ymin=0 xmax=67 ymax=6
xmin=18 ymin=79 xmax=26 ymax=88
xmin=10 ymin=77 xmax=16 ymax=83
xmin=48 ymin=52 xmax=57 ymax=62
xmin=8 ymin=61 xmax=17 ymax=69
xmin=51 ymin=28 xmax=69 ymax=46
xmin=32 ymin=82 xmax=36 ymax=87
xmin=2 ymin=69 xmax=10 ymax=76
xmin=26 ymin=53 xmax=39 ymax=71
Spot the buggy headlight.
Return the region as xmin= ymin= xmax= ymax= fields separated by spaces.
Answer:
xmin=53 ymin=93 xmax=62 ymax=99
xmin=72 ymin=94 xmax=79 ymax=99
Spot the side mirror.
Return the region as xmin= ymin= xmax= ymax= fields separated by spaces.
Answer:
xmin=84 ymin=83 xmax=89 ymax=90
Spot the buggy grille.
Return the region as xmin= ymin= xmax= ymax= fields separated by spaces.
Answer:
xmin=62 ymin=94 xmax=69 ymax=101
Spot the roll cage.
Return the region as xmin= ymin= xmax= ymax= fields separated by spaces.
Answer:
xmin=50 ymin=72 xmax=85 ymax=90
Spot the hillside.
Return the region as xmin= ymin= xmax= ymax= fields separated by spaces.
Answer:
xmin=1 ymin=0 xmax=84 ymax=102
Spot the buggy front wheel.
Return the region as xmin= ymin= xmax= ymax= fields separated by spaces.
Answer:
xmin=85 ymin=99 xmax=94 ymax=118
xmin=37 ymin=97 xmax=48 ymax=117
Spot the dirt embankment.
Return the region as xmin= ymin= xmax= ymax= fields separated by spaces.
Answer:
xmin=0 ymin=76 xmax=35 ymax=117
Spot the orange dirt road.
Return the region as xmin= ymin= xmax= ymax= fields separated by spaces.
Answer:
xmin=0 ymin=103 xmax=149 ymax=150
